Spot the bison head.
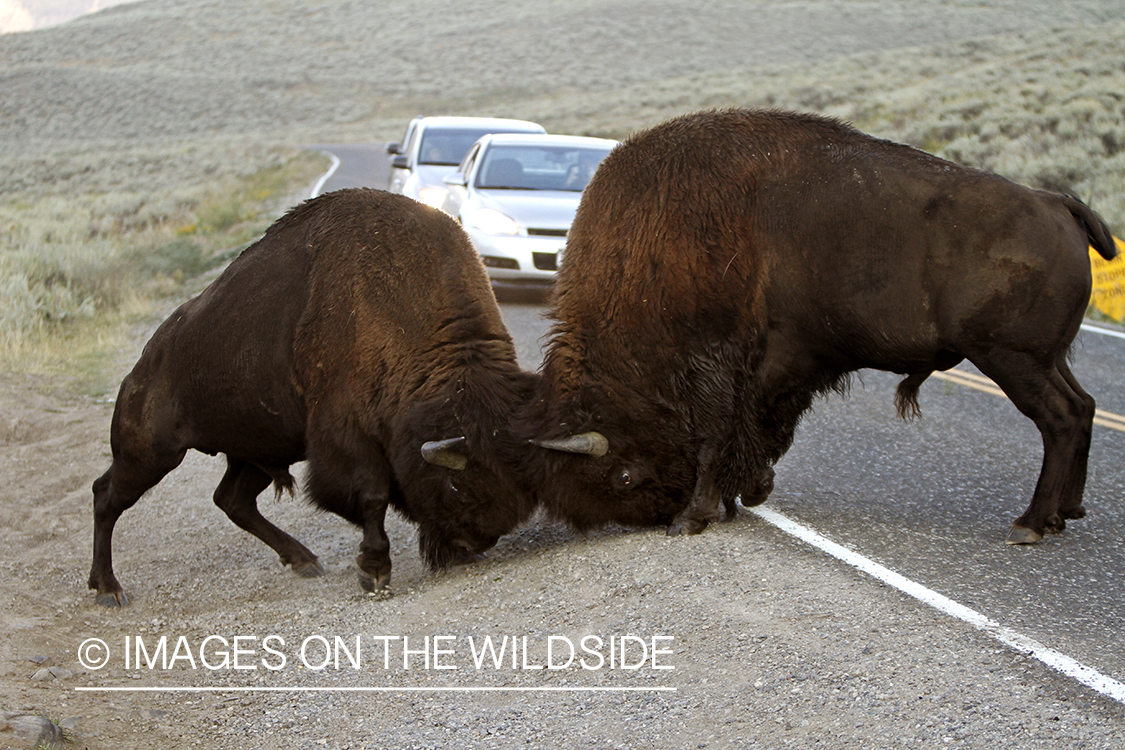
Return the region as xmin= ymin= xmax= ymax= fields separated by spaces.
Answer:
xmin=414 ymin=437 xmax=535 ymax=568
xmin=515 ymin=388 xmax=697 ymax=530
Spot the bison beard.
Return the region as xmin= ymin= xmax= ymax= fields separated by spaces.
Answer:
xmin=522 ymin=108 xmax=1117 ymax=546
xmin=88 ymin=189 xmax=537 ymax=607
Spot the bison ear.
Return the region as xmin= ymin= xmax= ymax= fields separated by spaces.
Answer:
xmin=421 ymin=437 xmax=469 ymax=471
xmin=530 ymin=431 xmax=609 ymax=457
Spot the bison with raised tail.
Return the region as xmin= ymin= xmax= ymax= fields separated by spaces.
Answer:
xmin=89 ymin=188 xmax=537 ymax=606
xmin=519 ymin=108 xmax=1117 ymax=545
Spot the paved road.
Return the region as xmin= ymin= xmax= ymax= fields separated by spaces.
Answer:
xmin=307 ymin=142 xmax=393 ymax=196
xmin=772 ymin=340 xmax=1125 ymax=686
xmin=315 ymin=143 xmax=1125 ymax=698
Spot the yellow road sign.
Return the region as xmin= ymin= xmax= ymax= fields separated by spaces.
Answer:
xmin=1090 ymin=237 xmax=1125 ymax=322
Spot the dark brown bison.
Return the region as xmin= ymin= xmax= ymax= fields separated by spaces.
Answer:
xmin=89 ymin=188 xmax=537 ymax=606
xmin=519 ymin=108 xmax=1117 ymax=545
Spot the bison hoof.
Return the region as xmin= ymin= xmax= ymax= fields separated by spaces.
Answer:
xmin=358 ymin=571 xmax=391 ymax=595
xmin=95 ymin=590 xmax=130 ymax=608
xmin=1044 ymin=515 xmax=1068 ymax=535
xmin=292 ymin=559 xmax=326 ymax=578
xmin=1005 ymin=525 xmax=1044 ymax=545
xmin=667 ymin=517 xmax=710 ymax=536
xmin=1063 ymin=505 xmax=1087 ymax=520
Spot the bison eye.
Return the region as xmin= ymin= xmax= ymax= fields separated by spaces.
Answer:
xmin=446 ymin=477 xmax=474 ymax=504
xmin=617 ymin=469 xmax=634 ymax=489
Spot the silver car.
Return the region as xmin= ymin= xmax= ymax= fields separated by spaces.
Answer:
xmin=385 ymin=116 xmax=546 ymax=209
xmin=441 ymin=133 xmax=618 ymax=287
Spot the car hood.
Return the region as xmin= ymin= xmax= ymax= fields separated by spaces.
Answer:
xmin=475 ymin=190 xmax=582 ymax=230
xmin=413 ymin=164 xmax=457 ymax=187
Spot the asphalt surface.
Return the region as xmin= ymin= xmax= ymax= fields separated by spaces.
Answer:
xmin=307 ymin=142 xmax=393 ymax=199
xmin=316 ymin=143 xmax=1125 ymax=702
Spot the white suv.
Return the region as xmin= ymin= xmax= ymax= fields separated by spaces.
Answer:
xmin=386 ymin=116 xmax=545 ymax=208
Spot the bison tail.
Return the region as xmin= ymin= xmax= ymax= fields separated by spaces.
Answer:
xmin=894 ymin=371 xmax=930 ymax=421
xmin=270 ymin=469 xmax=297 ymax=500
xmin=1062 ymin=194 xmax=1117 ymax=261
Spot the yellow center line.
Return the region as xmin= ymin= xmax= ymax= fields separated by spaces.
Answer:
xmin=931 ymin=370 xmax=1125 ymax=433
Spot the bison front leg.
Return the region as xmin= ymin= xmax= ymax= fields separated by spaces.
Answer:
xmin=667 ymin=385 xmax=786 ymax=535
xmin=306 ymin=439 xmax=395 ymax=593
xmin=668 ymin=452 xmax=775 ymax=535
xmin=668 ymin=443 xmax=724 ymax=536
xmin=212 ymin=458 xmax=325 ymax=578
xmin=356 ymin=496 xmax=393 ymax=594
xmin=348 ymin=479 xmax=398 ymax=593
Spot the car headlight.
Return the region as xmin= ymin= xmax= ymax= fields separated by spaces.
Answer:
xmin=469 ymin=208 xmax=519 ymax=236
xmin=417 ymin=186 xmax=449 ymax=209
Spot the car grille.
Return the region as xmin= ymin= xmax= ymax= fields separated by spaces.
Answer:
xmin=532 ymin=252 xmax=558 ymax=271
xmin=482 ymin=256 xmax=520 ymax=270
xmin=528 ymin=228 xmax=568 ymax=238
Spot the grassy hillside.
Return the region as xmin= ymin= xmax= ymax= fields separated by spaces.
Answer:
xmin=2 ymin=0 xmax=1123 ymax=381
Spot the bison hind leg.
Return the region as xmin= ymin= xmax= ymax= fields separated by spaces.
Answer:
xmin=894 ymin=371 xmax=931 ymax=421
xmin=89 ymin=446 xmax=187 ymax=607
xmin=970 ymin=351 xmax=1094 ymax=544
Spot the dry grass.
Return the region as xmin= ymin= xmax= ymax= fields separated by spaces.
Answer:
xmin=1 ymin=1 xmax=1123 ymax=382
xmin=527 ymin=21 xmax=1125 ymax=230
xmin=0 ymin=148 xmax=327 ymax=387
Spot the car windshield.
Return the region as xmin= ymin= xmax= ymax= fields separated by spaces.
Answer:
xmin=418 ymin=128 xmax=525 ymax=166
xmin=475 ymin=145 xmax=613 ymax=192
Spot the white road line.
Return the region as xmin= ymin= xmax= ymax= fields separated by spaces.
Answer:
xmin=1081 ymin=322 xmax=1125 ymax=340
xmin=748 ymin=506 xmax=1125 ymax=706
xmin=310 ymin=151 xmax=341 ymax=198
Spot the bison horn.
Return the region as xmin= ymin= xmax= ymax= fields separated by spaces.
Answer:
xmin=421 ymin=437 xmax=469 ymax=471
xmin=530 ymin=431 xmax=609 ymax=457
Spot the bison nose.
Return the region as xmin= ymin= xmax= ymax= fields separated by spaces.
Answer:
xmin=451 ymin=536 xmax=498 ymax=564
xmin=450 ymin=542 xmax=486 ymax=566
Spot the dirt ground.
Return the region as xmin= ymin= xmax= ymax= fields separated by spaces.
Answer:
xmin=3 ymin=292 xmax=1125 ymax=750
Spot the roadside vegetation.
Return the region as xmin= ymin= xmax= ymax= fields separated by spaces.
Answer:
xmin=1 ymin=3 xmax=1122 ymax=387
xmin=0 ymin=148 xmax=326 ymax=388
xmin=531 ymin=21 xmax=1125 ymax=233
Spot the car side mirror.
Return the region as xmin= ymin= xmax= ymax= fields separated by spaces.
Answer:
xmin=386 ymin=142 xmax=401 ymax=155
xmin=391 ymin=155 xmax=409 ymax=169
xmin=443 ymin=172 xmax=467 ymax=187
